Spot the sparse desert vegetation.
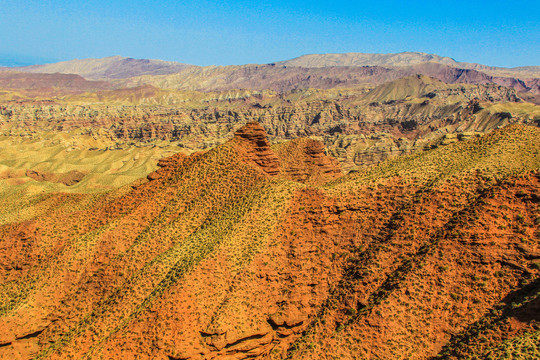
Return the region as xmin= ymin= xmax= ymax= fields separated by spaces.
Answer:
xmin=0 ymin=55 xmax=539 ymax=359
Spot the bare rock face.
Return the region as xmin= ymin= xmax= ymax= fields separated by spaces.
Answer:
xmin=303 ymin=139 xmax=342 ymax=178
xmin=233 ymin=122 xmax=341 ymax=183
xmin=146 ymin=152 xmax=188 ymax=181
xmin=275 ymin=138 xmax=342 ymax=184
xmin=233 ymin=122 xmax=281 ymax=176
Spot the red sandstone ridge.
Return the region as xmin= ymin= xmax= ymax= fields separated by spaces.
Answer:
xmin=145 ymin=122 xmax=341 ymax=186
xmin=275 ymin=138 xmax=342 ymax=184
xmin=233 ymin=122 xmax=281 ymax=176
xmin=146 ymin=152 xmax=189 ymax=181
xmin=0 ymin=125 xmax=539 ymax=360
xmin=232 ymin=122 xmax=342 ymax=183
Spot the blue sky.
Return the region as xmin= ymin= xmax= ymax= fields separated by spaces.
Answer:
xmin=1 ymin=0 xmax=538 ymax=67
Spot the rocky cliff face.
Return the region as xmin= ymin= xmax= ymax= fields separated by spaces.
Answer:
xmin=233 ymin=122 xmax=281 ymax=176
xmin=275 ymin=138 xmax=342 ymax=184
xmin=230 ymin=122 xmax=341 ymax=182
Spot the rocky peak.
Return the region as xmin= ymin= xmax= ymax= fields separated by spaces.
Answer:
xmin=234 ymin=122 xmax=281 ymax=176
xmin=275 ymin=138 xmax=342 ymax=184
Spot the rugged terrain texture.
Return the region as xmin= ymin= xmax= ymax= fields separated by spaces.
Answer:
xmin=1 ymin=75 xmax=538 ymax=174
xmin=233 ymin=122 xmax=281 ymax=176
xmin=274 ymin=137 xmax=341 ymax=185
xmin=0 ymin=129 xmax=180 ymax=204
xmin=6 ymin=52 xmax=540 ymax=96
xmin=1 ymin=52 xmax=539 ymax=359
xmin=0 ymin=123 xmax=539 ymax=359
xmin=115 ymin=62 xmax=540 ymax=95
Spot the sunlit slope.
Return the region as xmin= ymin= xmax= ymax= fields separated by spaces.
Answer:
xmin=290 ymin=125 xmax=540 ymax=359
xmin=0 ymin=131 xmax=181 ymax=226
xmin=0 ymin=131 xmax=179 ymax=191
xmin=278 ymin=51 xmax=540 ymax=78
xmin=334 ymin=123 xmax=540 ymax=187
xmin=0 ymin=123 xmax=538 ymax=360
xmin=0 ymin=124 xmax=302 ymax=359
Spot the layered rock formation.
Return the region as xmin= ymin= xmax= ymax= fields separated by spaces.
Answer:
xmin=275 ymin=138 xmax=341 ymax=184
xmin=233 ymin=122 xmax=281 ymax=176
xmin=0 ymin=51 xmax=539 ymax=360
xmin=1 ymin=76 xmax=536 ymax=173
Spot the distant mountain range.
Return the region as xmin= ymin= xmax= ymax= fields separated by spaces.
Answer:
xmin=8 ymin=52 xmax=539 ymax=79
xmin=1 ymin=52 xmax=539 ymax=100
xmin=11 ymin=55 xmax=192 ymax=79
xmin=277 ymin=52 xmax=540 ymax=77
xmin=114 ymin=62 xmax=540 ymax=96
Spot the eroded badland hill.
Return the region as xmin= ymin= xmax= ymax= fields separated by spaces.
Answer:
xmin=1 ymin=75 xmax=538 ymax=175
xmin=0 ymin=122 xmax=539 ymax=359
xmin=0 ymin=53 xmax=540 ymax=359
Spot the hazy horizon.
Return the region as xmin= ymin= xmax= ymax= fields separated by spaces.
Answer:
xmin=1 ymin=50 xmax=539 ymax=69
xmin=2 ymin=0 xmax=539 ymax=68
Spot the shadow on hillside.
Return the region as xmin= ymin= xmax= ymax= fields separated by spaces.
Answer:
xmin=500 ymin=275 xmax=540 ymax=323
xmin=430 ymin=275 xmax=540 ymax=359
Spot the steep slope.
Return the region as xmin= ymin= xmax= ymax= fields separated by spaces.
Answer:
xmin=358 ymin=74 xmax=452 ymax=103
xmin=288 ymin=125 xmax=540 ymax=359
xmin=0 ymin=123 xmax=338 ymax=359
xmin=274 ymin=137 xmax=341 ymax=185
xmin=15 ymin=56 xmax=192 ymax=79
xmin=0 ymin=123 xmax=539 ymax=360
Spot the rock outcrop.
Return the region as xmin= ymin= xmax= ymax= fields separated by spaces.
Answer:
xmin=1 ymin=78 xmax=534 ymax=173
xmin=233 ymin=122 xmax=281 ymax=176
xmin=231 ymin=122 xmax=342 ymax=183
xmin=146 ymin=152 xmax=189 ymax=181
xmin=275 ymin=138 xmax=342 ymax=184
